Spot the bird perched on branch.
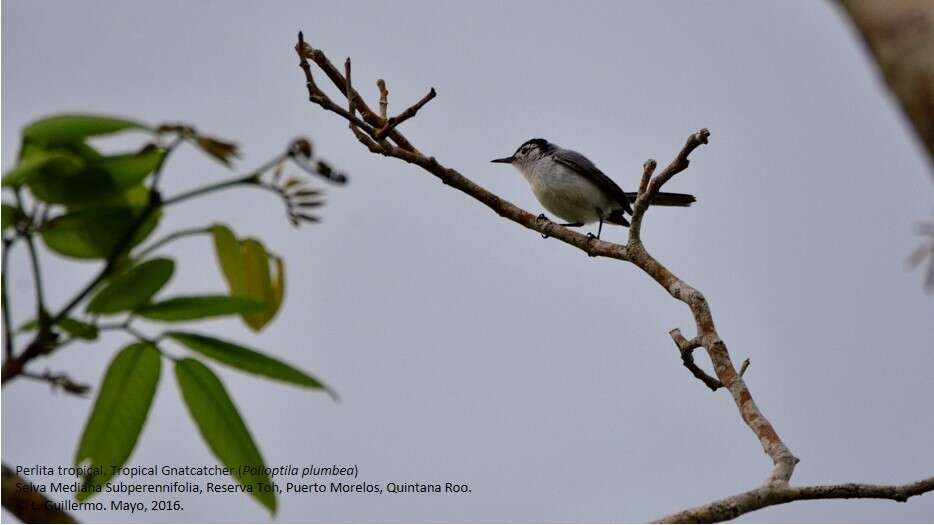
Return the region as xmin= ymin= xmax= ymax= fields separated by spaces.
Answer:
xmin=492 ymin=139 xmax=695 ymax=239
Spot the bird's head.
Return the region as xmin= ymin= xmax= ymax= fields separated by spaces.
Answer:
xmin=491 ymin=138 xmax=553 ymax=167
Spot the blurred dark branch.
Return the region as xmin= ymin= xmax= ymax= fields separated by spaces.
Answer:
xmin=2 ymin=464 xmax=77 ymax=523
xmin=21 ymin=369 xmax=90 ymax=396
xmin=133 ymin=226 xmax=213 ymax=259
xmin=2 ymin=238 xmax=14 ymax=360
xmin=838 ymin=0 xmax=934 ymax=168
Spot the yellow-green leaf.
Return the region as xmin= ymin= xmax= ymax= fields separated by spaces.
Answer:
xmin=211 ymin=225 xmax=245 ymax=292
xmin=210 ymin=225 xmax=285 ymax=331
xmin=241 ymin=239 xmax=274 ymax=330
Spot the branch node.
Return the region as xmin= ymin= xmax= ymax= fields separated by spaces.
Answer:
xmin=739 ymin=358 xmax=751 ymax=377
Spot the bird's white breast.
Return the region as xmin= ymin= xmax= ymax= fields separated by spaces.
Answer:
xmin=517 ymin=159 xmax=614 ymax=224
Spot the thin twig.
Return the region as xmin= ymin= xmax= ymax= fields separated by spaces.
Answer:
xmin=656 ymin=476 xmax=934 ymax=523
xmin=671 ymin=329 xmax=722 ymax=391
xmin=345 ymin=58 xmax=386 ymax=154
xmin=149 ymin=135 xmax=184 ymax=190
xmin=21 ymin=370 xmax=90 ymax=396
xmin=13 ymin=189 xmax=48 ymax=329
xmin=296 ymin=32 xmax=418 ymax=152
xmin=628 ymin=129 xmax=709 ymax=241
xmin=377 ymin=78 xmax=389 ymax=119
xmin=373 ymin=87 xmax=436 ymax=140
xmin=133 ymin=226 xmax=212 ymax=260
xmin=639 ymin=159 xmax=657 ymax=196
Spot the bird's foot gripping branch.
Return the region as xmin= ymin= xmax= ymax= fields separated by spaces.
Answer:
xmin=293 ymin=32 xmax=934 ymax=523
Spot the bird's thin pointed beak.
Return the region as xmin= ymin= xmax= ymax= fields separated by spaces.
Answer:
xmin=490 ymin=156 xmax=513 ymax=164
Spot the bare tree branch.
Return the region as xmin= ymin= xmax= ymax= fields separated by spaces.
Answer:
xmin=292 ymin=33 xmax=933 ymax=522
xmin=670 ymin=329 xmax=722 ymax=391
xmin=21 ymin=369 xmax=90 ymax=396
xmin=373 ymin=87 xmax=436 ymax=141
xmin=656 ymin=476 xmax=934 ymax=523
xmin=2 ymin=464 xmax=77 ymax=523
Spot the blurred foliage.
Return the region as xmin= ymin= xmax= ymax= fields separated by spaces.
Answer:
xmin=1 ymin=113 xmax=345 ymax=514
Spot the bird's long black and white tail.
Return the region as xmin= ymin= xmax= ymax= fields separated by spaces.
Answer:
xmin=624 ymin=192 xmax=696 ymax=207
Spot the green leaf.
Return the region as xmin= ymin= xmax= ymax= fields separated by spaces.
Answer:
xmin=2 ymin=204 xmax=22 ymax=232
xmin=25 ymin=148 xmax=165 ymax=206
xmin=87 ymin=258 xmax=175 ymax=314
xmin=136 ymin=295 xmax=265 ymax=321
xmin=24 ymin=114 xmax=148 ymax=147
xmin=16 ymin=319 xmax=39 ymax=333
xmin=174 ymin=358 xmax=276 ymax=513
xmin=210 ymin=225 xmax=285 ymax=331
xmin=2 ymin=150 xmax=84 ymax=187
xmin=166 ymin=331 xmax=335 ymax=399
xmin=40 ymin=206 xmax=160 ymax=259
xmin=58 ymin=318 xmax=99 ymax=340
xmin=75 ymin=342 xmax=160 ymax=500
xmin=96 ymin=147 xmax=165 ymax=187
xmin=16 ymin=317 xmax=98 ymax=340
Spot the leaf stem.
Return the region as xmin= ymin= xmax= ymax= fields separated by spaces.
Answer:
xmin=1 ymin=238 xmax=15 ymax=359
xmin=133 ymin=226 xmax=212 ymax=259
xmin=13 ymin=189 xmax=49 ymax=332
xmin=160 ymin=153 xmax=287 ymax=207
xmin=150 ymin=136 xmax=184 ymax=190
xmin=161 ymin=175 xmax=258 ymax=206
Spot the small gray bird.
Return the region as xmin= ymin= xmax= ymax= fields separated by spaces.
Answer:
xmin=492 ymin=138 xmax=695 ymax=238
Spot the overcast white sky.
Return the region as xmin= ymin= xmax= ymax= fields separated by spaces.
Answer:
xmin=2 ymin=1 xmax=933 ymax=523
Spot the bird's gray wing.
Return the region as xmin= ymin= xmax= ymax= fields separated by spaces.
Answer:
xmin=551 ymin=148 xmax=633 ymax=214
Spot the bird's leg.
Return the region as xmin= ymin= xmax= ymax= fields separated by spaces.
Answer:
xmin=588 ymin=217 xmax=604 ymax=240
